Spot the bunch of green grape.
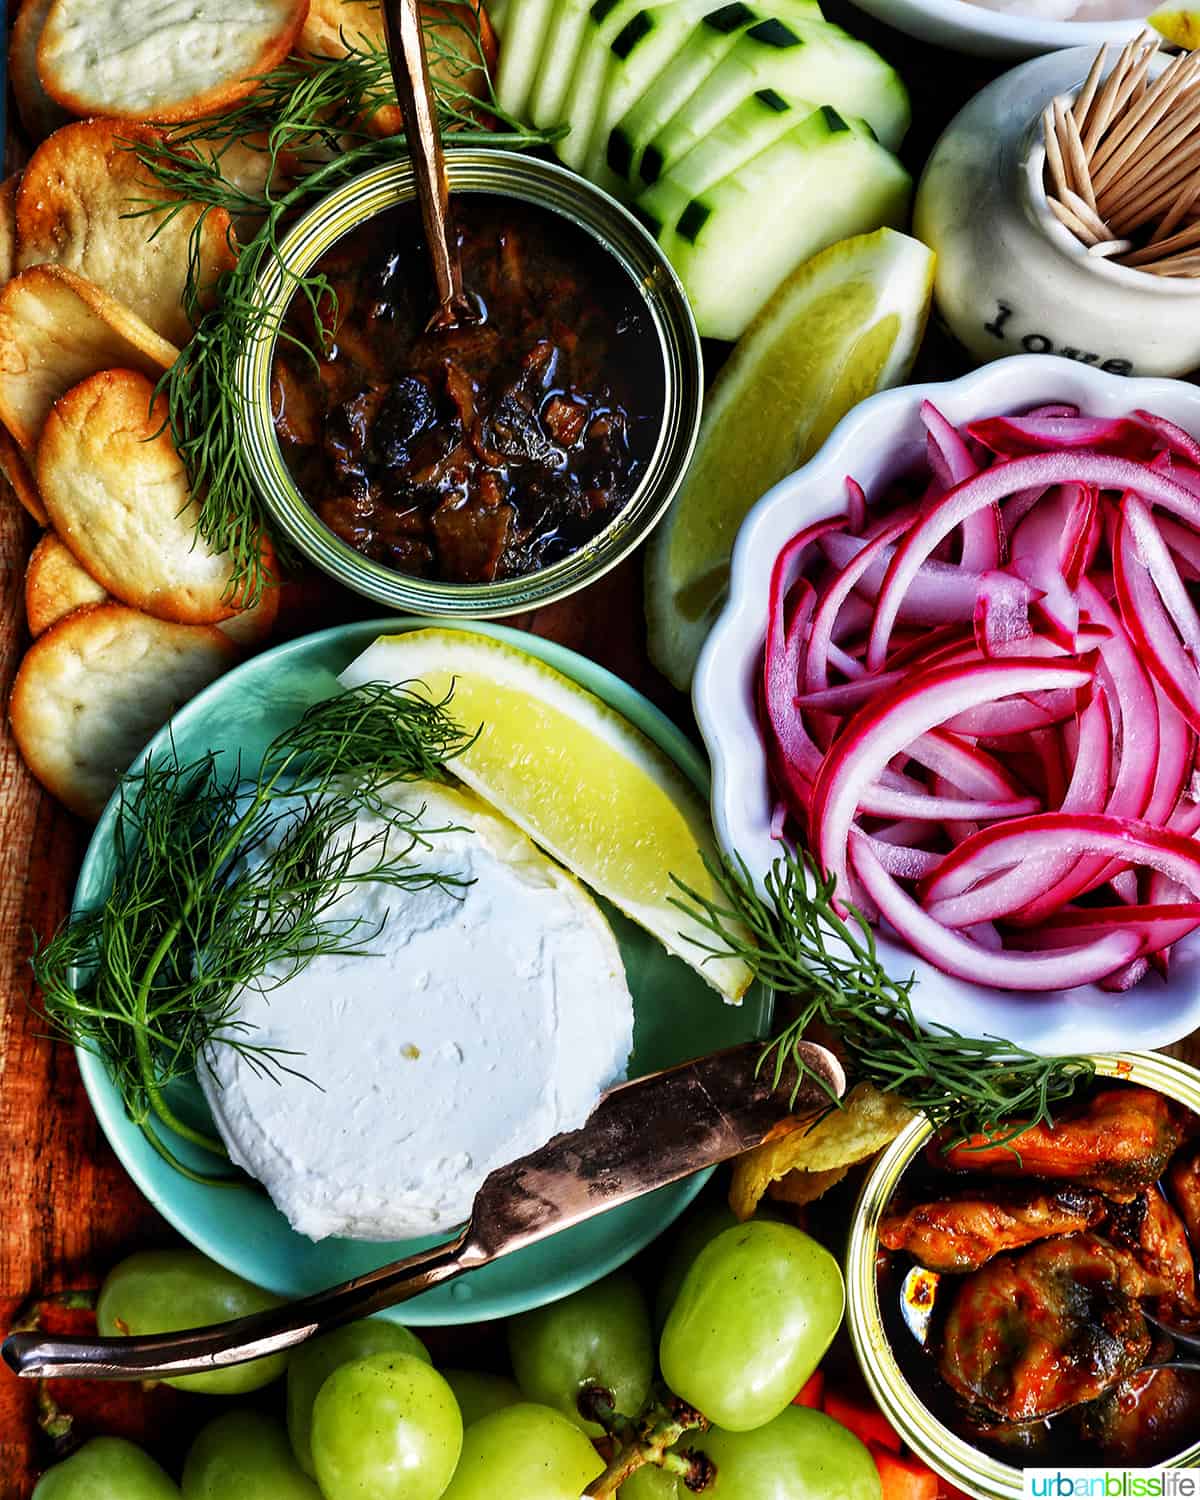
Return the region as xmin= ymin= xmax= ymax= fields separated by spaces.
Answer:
xmin=31 ymin=1204 xmax=880 ymax=1500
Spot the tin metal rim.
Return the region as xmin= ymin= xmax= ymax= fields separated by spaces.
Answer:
xmin=845 ymin=1051 xmax=1200 ymax=1500
xmin=236 ymin=149 xmax=702 ymax=617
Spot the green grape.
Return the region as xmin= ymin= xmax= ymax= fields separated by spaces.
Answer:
xmin=703 ymin=1407 xmax=882 ymax=1500
xmin=440 ymin=1403 xmax=603 ymax=1500
xmin=440 ymin=1369 xmax=522 ymax=1428
xmin=32 ymin=1437 xmax=180 ymax=1499
xmin=311 ymin=1352 xmax=462 ymax=1500
xmin=97 ymin=1250 xmax=288 ymax=1395
xmin=287 ymin=1319 xmax=431 ymax=1475
xmin=618 ymin=1460 xmax=686 ymax=1498
xmin=659 ymin=1222 xmax=844 ymax=1431
xmin=507 ymin=1272 xmax=653 ymax=1433
xmin=182 ymin=1411 xmax=321 ymax=1499
xmin=655 ymin=1199 xmax=786 ymax=1329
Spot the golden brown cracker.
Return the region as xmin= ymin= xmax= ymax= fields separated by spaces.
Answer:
xmin=16 ymin=120 xmax=237 ymax=345
xmin=9 ymin=603 xmax=235 ymax=819
xmin=36 ymin=368 xmax=241 ymax=625
xmin=0 ymin=266 xmax=178 ymax=452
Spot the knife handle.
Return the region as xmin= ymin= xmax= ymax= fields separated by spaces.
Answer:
xmin=2 ymin=1233 xmax=474 ymax=1382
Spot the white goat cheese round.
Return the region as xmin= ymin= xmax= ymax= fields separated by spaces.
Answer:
xmin=200 ymin=780 xmax=634 ymax=1241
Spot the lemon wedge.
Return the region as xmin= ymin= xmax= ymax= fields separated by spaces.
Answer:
xmin=1149 ymin=8 xmax=1200 ymax=45
xmin=645 ymin=227 xmax=935 ymax=692
xmin=339 ymin=628 xmax=753 ymax=1002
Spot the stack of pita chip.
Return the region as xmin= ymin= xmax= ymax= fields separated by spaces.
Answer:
xmin=1 ymin=108 xmax=279 ymax=820
xmin=3 ymin=0 xmax=499 ymax=819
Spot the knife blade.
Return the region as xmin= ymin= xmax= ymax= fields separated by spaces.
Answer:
xmin=2 ymin=1039 xmax=844 ymax=1382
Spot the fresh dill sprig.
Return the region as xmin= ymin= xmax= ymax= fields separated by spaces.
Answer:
xmin=31 ymin=681 xmax=477 ymax=1180
xmin=672 ymin=847 xmax=1096 ymax=1147
xmin=128 ymin=10 xmax=562 ymax=604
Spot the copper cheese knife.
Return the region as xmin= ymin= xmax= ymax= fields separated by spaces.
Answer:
xmin=3 ymin=1041 xmax=844 ymax=1382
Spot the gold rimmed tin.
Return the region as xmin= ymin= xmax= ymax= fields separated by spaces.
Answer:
xmin=236 ymin=149 xmax=702 ymax=617
xmin=846 ymin=1052 xmax=1200 ymax=1500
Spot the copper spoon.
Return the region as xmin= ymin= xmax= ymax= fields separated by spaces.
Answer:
xmin=380 ymin=0 xmax=473 ymax=328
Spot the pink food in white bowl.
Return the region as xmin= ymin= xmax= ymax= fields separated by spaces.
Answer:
xmin=694 ymin=355 xmax=1200 ymax=1055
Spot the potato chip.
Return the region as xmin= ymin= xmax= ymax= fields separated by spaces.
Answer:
xmin=38 ymin=0 xmax=310 ymax=123
xmin=25 ymin=531 xmax=109 ymax=635
xmin=16 ymin=120 xmax=238 ymax=345
xmin=730 ymin=1082 xmax=915 ymax=1220
xmin=767 ymin=1166 xmax=850 ymax=1208
xmin=301 ymin=0 xmax=496 ymax=135
xmin=10 ymin=0 xmax=72 ymax=141
xmin=37 ymin=368 xmax=242 ymax=625
xmin=9 ymin=603 xmax=235 ymax=820
xmin=0 ymin=266 xmax=178 ymax=452
xmin=0 ymin=423 xmax=49 ymax=525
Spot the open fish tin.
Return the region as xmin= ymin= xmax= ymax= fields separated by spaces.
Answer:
xmin=237 ymin=149 xmax=702 ymax=617
xmin=845 ymin=1052 xmax=1200 ymax=1499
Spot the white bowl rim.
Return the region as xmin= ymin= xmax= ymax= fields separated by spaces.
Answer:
xmin=693 ymin=352 xmax=1200 ymax=1056
xmin=859 ymin=0 xmax=1147 ymax=51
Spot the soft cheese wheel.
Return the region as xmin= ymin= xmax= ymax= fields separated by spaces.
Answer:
xmin=201 ymin=781 xmax=635 ymax=1242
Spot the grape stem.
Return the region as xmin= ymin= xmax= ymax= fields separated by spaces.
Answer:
xmin=583 ymin=1388 xmax=715 ymax=1495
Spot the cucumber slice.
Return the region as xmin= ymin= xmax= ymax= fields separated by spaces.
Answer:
xmin=495 ymin=0 xmax=559 ymax=117
xmin=587 ymin=0 xmax=820 ymax=192
xmin=635 ymin=87 xmax=818 ymax=248
xmin=649 ymin=105 xmax=912 ymax=340
xmin=528 ymin=0 xmax=597 ymax=131
xmin=550 ymin=0 xmax=644 ymax=167
xmin=644 ymin=15 xmax=910 ymax=174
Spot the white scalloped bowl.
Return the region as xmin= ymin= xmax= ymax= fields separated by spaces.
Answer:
xmin=693 ymin=354 xmax=1200 ymax=1056
xmin=843 ymin=0 xmax=1145 ymax=62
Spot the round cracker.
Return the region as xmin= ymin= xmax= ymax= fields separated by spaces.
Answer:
xmin=9 ymin=602 xmax=235 ymax=820
xmin=0 ymin=177 xmax=18 ymax=289
xmin=16 ymin=121 xmax=238 ymax=346
xmin=0 ymin=265 xmax=179 ymax=452
xmin=11 ymin=0 xmax=73 ymax=141
xmin=0 ymin=424 xmax=49 ymax=525
xmin=25 ymin=530 xmax=108 ymax=636
xmin=37 ymin=368 xmax=241 ymax=625
xmin=37 ymin=0 xmax=311 ymax=124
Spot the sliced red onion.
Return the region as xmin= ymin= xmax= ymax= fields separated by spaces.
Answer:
xmin=1134 ymin=408 xmax=1200 ymax=467
xmin=810 ymin=658 xmax=1091 ymax=899
xmin=866 ymin=453 xmax=1200 ymax=669
xmin=966 ymin=415 xmax=1159 ymax=459
xmin=851 ymin=832 xmax=1140 ymax=990
xmin=1113 ymin=497 xmax=1200 ymax=735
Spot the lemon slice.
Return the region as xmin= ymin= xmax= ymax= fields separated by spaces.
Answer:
xmin=645 ymin=227 xmax=935 ymax=692
xmin=339 ymin=628 xmax=753 ymax=1002
xmin=1149 ymin=8 xmax=1200 ymax=45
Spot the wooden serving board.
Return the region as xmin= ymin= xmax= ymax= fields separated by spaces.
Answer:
xmin=2 ymin=8 xmax=1198 ymax=1493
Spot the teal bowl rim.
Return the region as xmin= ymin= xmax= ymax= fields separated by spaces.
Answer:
xmin=71 ymin=619 xmax=771 ymax=1322
xmin=235 ymin=149 xmax=703 ymax=619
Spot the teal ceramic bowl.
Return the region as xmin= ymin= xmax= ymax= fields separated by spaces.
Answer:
xmin=73 ymin=619 xmax=770 ymax=1324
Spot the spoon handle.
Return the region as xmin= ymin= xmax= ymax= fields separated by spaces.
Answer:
xmin=1 ymin=1235 xmax=473 ymax=1382
xmin=381 ymin=0 xmax=466 ymax=323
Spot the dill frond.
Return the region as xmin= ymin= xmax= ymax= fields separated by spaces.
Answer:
xmin=31 ymin=681 xmax=477 ymax=1161
xmin=671 ymin=847 xmax=1096 ymax=1146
